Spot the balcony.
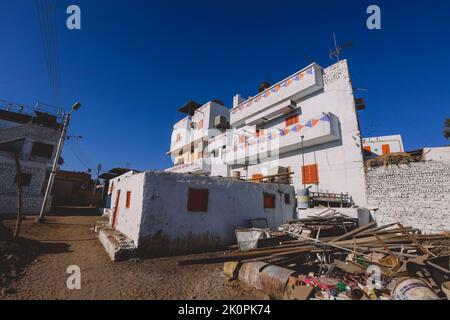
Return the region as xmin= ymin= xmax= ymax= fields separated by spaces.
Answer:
xmin=230 ymin=63 xmax=324 ymax=127
xmin=165 ymin=158 xmax=211 ymax=175
xmin=223 ymin=113 xmax=340 ymax=165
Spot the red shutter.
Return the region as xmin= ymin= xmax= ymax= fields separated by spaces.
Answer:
xmin=382 ymin=144 xmax=391 ymax=155
xmin=263 ymin=193 xmax=276 ymax=208
xmin=187 ymin=189 xmax=209 ymax=212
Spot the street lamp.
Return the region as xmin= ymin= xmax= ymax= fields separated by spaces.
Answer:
xmin=37 ymin=102 xmax=82 ymax=222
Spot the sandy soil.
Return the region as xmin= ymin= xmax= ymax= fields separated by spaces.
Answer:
xmin=0 ymin=215 xmax=265 ymax=300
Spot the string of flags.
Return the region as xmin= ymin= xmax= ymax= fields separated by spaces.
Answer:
xmin=231 ymin=67 xmax=314 ymax=115
xmin=224 ymin=114 xmax=331 ymax=154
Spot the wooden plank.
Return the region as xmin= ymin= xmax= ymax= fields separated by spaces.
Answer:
xmin=329 ymin=221 xmax=377 ymax=243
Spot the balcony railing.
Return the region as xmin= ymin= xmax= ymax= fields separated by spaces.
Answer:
xmin=165 ymin=158 xmax=211 ymax=174
xmin=223 ymin=113 xmax=340 ymax=165
xmin=230 ymin=63 xmax=323 ymax=127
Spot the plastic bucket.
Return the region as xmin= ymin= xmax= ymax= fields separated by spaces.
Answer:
xmin=393 ymin=278 xmax=439 ymax=300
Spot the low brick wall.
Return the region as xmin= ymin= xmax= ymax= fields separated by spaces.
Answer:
xmin=366 ymin=160 xmax=450 ymax=234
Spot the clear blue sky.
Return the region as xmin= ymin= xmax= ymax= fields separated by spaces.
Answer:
xmin=1 ymin=0 xmax=449 ymax=173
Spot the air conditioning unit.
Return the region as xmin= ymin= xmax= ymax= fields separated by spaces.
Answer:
xmin=214 ymin=115 xmax=228 ymax=129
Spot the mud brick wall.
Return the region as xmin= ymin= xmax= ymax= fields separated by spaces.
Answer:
xmin=366 ymin=161 xmax=450 ymax=234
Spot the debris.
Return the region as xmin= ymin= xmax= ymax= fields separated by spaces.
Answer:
xmin=179 ymin=215 xmax=450 ymax=300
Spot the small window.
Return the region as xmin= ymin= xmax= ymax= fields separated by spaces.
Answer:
xmin=285 ymin=114 xmax=299 ymax=127
xmin=187 ymin=188 xmax=209 ymax=212
xmin=30 ymin=142 xmax=54 ymax=158
xmin=175 ymin=132 xmax=181 ymax=142
xmin=263 ymin=192 xmax=276 ymax=209
xmin=284 ymin=193 xmax=291 ymax=204
xmin=126 ymin=191 xmax=131 ymax=208
xmin=14 ymin=173 xmax=32 ymax=187
xmin=198 ymin=120 xmax=203 ymax=129
xmin=252 ymin=174 xmax=264 ymax=182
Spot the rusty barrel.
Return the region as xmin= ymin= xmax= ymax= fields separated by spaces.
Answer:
xmin=238 ymin=262 xmax=295 ymax=299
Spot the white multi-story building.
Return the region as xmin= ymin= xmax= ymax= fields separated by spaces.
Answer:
xmin=166 ymin=60 xmax=368 ymax=205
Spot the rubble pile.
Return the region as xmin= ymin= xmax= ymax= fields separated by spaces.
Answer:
xmin=179 ymin=212 xmax=450 ymax=300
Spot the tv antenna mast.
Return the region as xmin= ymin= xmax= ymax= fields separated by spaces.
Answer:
xmin=329 ymin=33 xmax=352 ymax=62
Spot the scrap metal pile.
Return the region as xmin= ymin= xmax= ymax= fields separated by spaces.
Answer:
xmin=179 ymin=212 xmax=450 ymax=300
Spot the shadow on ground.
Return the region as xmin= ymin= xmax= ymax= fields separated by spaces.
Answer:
xmin=0 ymin=221 xmax=70 ymax=295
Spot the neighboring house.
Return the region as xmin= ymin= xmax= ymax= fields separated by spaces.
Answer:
xmin=166 ymin=100 xmax=230 ymax=177
xmin=0 ymin=103 xmax=61 ymax=216
xmin=107 ymin=171 xmax=295 ymax=256
xmin=52 ymin=170 xmax=98 ymax=207
xmin=362 ymin=134 xmax=404 ymax=159
xmin=165 ymin=60 xmax=368 ymax=205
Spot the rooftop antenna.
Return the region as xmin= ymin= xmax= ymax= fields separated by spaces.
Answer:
xmin=329 ymin=32 xmax=352 ymax=62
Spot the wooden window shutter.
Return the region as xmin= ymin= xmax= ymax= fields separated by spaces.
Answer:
xmin=263 ymin=193 xmax=276 ymax=209
xmin=302 ymin=164 xmax=319 ymax=184
xmin=187 ymin=188 xmax=209 ymax=212
xmin=285 ymin=114 xmax=299 ymax=127
xmin=126 ymin=191 xmax=131 ymax=208
xmin=363 ymin=146 xmax=371 ymax=153
xmin=382 ymin=144 xmax=391 ymax=155
xmin=252 ymin=173 xmax=264 ymax=182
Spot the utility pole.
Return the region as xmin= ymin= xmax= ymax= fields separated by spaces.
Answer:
xmin=37 ymin=102 xmax=81 ymax=222
xmin=91 ymin=163 xmax=102 ymax=207
xmin=301 ymin=135 xmax=305 ymax=189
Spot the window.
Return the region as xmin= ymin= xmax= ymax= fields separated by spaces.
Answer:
xmin=126 ymin=191 xmax=131 ymax=208
xmin=175 ymin=132 xmax=181 ymax=142
xmin=178 ymin=149 xmax=183 ymax=157
xmin=187 ymin=188 xmax=209 ymax=212
xmin=263 ymin=192 xmax=276 ymax=209
xmin=239 ymin=135 xmax=247 ymax=143
xmin=255 ymin=129 xmax=264 ymax=137
xmin=14 ymin=173 xmax=32 ymax=187
xmin=30 ymin=142 xmax=54 ymax=158
xmin=284 ymin=193 xmax=291 ymax=204
xmin=252 ymin=174 xmax=264 ymax=182
xmin=382 ymin=144 xmax=391 ymax=155
xmin=285 ymin=113 xmax=299 ymax=127
xmin=302 ymin=164 xmax=319 ymax=185
xmin=197 ymin=120 xmax=203 ymax=129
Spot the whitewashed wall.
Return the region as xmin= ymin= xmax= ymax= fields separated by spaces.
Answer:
xmin=111 ymin=171 xmax=295 ymax=256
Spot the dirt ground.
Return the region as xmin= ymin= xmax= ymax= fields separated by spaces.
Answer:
xmin=0 ymin=214 xmax=266 ymax=300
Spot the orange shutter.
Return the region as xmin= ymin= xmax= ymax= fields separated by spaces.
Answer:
xmin=252 ymin=174 xmax=264 ymax=182
xmin=302 ymin=164 xmax=319 ymax=184
xmin=126 ymin=191 xmax=131 ymax=208
xmin=382 ymin=144 xmax=391 ymax=155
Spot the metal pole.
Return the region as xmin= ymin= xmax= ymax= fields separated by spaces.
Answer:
xmin=301 ymin=135 xmax=305 ymax=189
xmin=37 ymin=112 xmax=71 ymax=222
